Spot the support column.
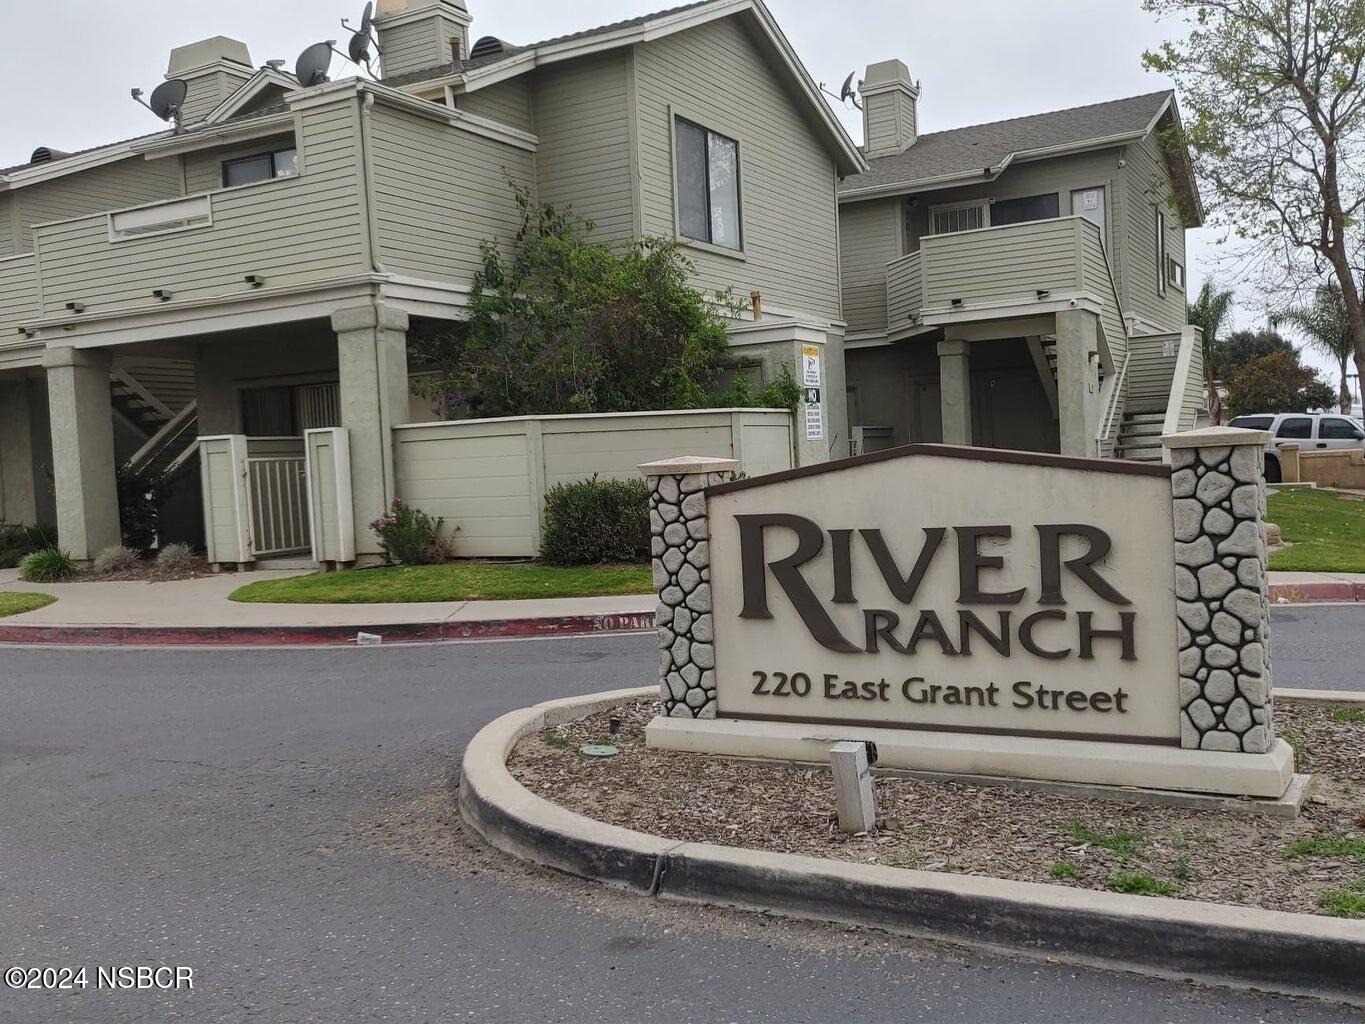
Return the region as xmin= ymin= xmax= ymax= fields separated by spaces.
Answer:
xmin=1055 ymin=309 xmax=1101 ymax=458
xmin=640 ymin=456 xmax=738 ymax=719
xmin=0 ymin=377 xmax=38 ymax=525
xmin=333 ymin=303 xmax=410 ymax=564
xmin=42 ymin=347 xmax=120 ymax=562
xmin=936 ymin=338 xmax=972 ymax=445
xmin=1164 ymin=426 xmax=1275 ymax=754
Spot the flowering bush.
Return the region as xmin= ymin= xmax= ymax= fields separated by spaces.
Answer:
xmin=369 ymin=498 xmax=454 ymax=565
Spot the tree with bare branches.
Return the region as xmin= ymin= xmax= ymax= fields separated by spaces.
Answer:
xmin=1143 ymin=0 xmax=1365 ymax=398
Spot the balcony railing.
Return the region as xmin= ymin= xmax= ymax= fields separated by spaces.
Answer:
xmin=883 ymin=217 xmax=1128 ymax=362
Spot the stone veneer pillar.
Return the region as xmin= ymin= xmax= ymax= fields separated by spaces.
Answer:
xmin=1163 ymin=427 xmax=1275 ymax=754
xmin=640 ymin=456 xmax=739 ymax=719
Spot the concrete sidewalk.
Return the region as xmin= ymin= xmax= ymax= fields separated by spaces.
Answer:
xmin=0 ymin=566 xmax=1359 ymax=645
xmin=0 ymin=568 xmax=655 ymax=644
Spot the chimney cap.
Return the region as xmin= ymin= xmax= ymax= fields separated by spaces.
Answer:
xmin=167 ymin=36 xmax=253 ymax=77
xmin=376 ymin=0 xmax=467 ymax=15
xmin=862 ymin=59 xmax=917 ymax=92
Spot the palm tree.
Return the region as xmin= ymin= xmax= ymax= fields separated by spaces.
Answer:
xmin=1187 ymin=280 xmax=1234 ymax=424
xmin=1274 ymin=282 xmax=1354 ymax=414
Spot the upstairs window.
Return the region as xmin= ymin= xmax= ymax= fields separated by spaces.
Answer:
xmin=222 ymin=147 xmax=298 ymax=188
xmin=675 ymin=117 xmax=741 ymax=250
xmin=929 ymin=202 xmax=986 ymax=235
xmin=1168 ymin=258 xmax=1185 ymax=291
xmin=989 ymin=192 xmax=1060 ymax=227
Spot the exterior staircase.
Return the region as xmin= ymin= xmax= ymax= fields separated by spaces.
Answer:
xmin=1116 ymin=410 xmax=1166 ymax=462
xmin=111 ymin=358 xmax=200 ymax=478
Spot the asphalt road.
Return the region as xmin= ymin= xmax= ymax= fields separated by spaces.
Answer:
xmin=0 ymin=612 xmax=1361 ymax=1023
xmin=1271 ymin=604 xmax=1365 ymax=691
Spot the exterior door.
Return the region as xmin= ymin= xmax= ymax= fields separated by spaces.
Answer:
xmin=910 ymin=379 xmax=942 ymax=443
xmin=972 ymin=369 xmax=1058 ymax=453
xmin=1071 ymin=186 xmax=1106 ymax=236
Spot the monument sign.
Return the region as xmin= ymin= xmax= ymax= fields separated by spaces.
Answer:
xmin=641 ymin=431 xmax=1296 ymax=801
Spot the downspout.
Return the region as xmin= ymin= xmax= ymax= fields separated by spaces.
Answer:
xmin=356 ymin=89 xmax=386 ymax=277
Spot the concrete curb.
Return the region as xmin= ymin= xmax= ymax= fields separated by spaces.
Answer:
xmin=1277 ymin=688 xmax=1365 ymax=706
xmin=1269 ymin=581 xmax=1365 ymax=604
xmin=0 ymin=610 xmax=655 ymax=647
xmin=459 ymin=686 xmax=1365 ymax=1005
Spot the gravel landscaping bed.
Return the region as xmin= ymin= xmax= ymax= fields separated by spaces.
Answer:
xmin=509 ymin=700 xmax=1365 ymax=918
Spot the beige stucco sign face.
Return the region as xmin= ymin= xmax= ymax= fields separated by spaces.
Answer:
xmin=706 ymin=450 xmax=1180 ymax=743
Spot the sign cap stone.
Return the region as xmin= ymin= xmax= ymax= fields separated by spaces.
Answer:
xmin=1162 ymin=426 xmax=1271 ymax=449
xmin=639 ymin=456 xmax=739 ymax=476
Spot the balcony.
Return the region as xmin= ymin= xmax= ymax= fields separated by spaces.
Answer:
xmin=884 ymin=216 xmax=1126 ymax=361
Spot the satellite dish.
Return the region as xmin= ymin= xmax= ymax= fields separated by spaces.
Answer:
xmin=360 ymin=1 xmax=373 ymax=36
xmin=295 ymin=41 xmax=336 ymax=86
xmin=149 ymin=79 xmax=188 ymax=121
xmin=839 ymin=72 xmax=862 ymax=110
xmin=348 ymin=30 xmax=371 ymax=68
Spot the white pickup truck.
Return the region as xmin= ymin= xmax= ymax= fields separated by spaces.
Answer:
xmin=1228 ymin=412 xmax=1365 ymax=482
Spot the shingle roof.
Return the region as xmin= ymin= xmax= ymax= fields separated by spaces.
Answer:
xmin=840 ymin=91 xmax=1172 ymax=194
xmin=381 ymin=0 xmax=717 ymax=88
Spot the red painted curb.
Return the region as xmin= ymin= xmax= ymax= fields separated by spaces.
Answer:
xmin=0 ymin=610 xmax=657 ymax=647
xmin=1268 ymin=582 xmax=1365 ymax=604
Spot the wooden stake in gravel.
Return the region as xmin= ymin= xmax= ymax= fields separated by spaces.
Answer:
xmin=830 ymin=741 xmax=877 ymax=833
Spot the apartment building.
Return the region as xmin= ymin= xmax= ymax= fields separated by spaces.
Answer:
xmin=0 ymin=0 xmax=862 ymax=564
xmin=837 ymin=60 xmax=1207 ymax=462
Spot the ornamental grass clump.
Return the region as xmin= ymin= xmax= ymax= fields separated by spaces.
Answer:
xmin=18 ymin=547 xmax=77 ymax=583
xmin=154 ymin=542 xmax=197 ymax=575
xmin=369 ymin=498 xmax=454 ymax=565
xmin=92 ymin=545 xmax=140 ymax=575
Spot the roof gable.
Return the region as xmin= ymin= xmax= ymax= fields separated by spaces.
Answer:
xmin=202 ymin=67 xmax=301 ymax=125
xmin=389 ymin=0 xmax=866 ymax=175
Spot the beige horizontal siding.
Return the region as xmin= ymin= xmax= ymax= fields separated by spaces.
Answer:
xmin=886 ymin=251 xmax=922 ymax=329
xmin=12 ymin=155 xmax=182 ymax=253
xmin=1122 ymin=131 xmax=1187 ymax=331
xmin=460 ymin=79 xmax=534 ymax=133
xmin=0 ymin=254 xmax=39 ymax=339
xmin=839 ymin=198 xmax=899 ymax=332
xmin=529 ymin=52 xmax=633 ymax=241
xmin=922 ymin=218 xmax=1083 ymax=306
xmin=1078 ymin=219 xmax=1127 ymax=366
xmin=367 ymin=103 xmax=534 ymax=286
xmin=634 ymin=17 xmax=841 ymax=322
xmin=1125 ymin=332 xmax=1180 ymax=411
xmin=380 ymin=20 xmax=445 ymax=78
xmin=32 ymin=100 xmax=366 ymax=317
xmin=0 ymin=196 xmax=13 ymax=256
xmin=393 ymin=409 xmax=793 ymax=557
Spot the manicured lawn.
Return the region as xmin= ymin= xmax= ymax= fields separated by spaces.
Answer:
xmin=0 ymin=592 xmax=56 ymax=618
xmin=229 ymin=561 xmax=653 ymax=604
xmin=1267 ymin=489 xmax=1365 ymax=573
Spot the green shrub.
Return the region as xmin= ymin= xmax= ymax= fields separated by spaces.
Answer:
xmin=0 ymin=522 xmax=56 ymax=569
xmin=154 ymin=542 xmax=198 ymax=575
xmin=92 ymin=545 xmax=140 ymax=574
xmin=18 ymin=547 xmax=77 ymax=583
xmin=541 ymin=476 xmax=650 ymax=566
xmin=369 ymin=498 xmax=454 ymax=565
xmin=116 ymin=462 xmax=166 ymax=552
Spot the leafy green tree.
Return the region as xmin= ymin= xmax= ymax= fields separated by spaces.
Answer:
xmin=412 ymin=186 xmax=791 ymax=417
xmin=1216 ymin=328 xmax=1296 ymax=376
xmin=1273 ymin=281 xmax=1357 ymax=413
xmin=1187 ymin=280 xmax=1235 ymax=422
xmin=1143 ymin=0 xmax=1365 ymax=403
xmin=1223 ymin=349 xmax=1336 ymax=419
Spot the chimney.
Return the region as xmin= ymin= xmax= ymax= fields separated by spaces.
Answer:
xmin=860 ymin=59 xmax=919 ymax=158
xmin=166 ymin=37 xmax=254 ymax=125
xmin=374 ymin=0 xmax=472 ymax=79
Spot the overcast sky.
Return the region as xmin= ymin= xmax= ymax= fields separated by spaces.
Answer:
xmin=0 ymin=0 xmax=1342 ymax=382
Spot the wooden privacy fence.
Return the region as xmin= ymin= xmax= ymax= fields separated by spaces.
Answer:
xmin=392 ymin=408 xmax=795 ymax=557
